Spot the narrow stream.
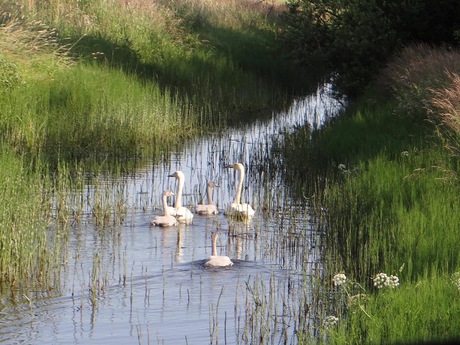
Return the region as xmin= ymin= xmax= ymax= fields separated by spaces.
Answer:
xmin=0 ymin=85 xmax=342 ymax=344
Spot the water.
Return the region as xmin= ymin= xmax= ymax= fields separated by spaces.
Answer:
xmin=0 ymin=86 xmax=341 ymax=344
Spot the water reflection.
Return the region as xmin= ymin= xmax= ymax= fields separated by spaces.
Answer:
xmin=0 ymin=87 xmax=341 ymax=344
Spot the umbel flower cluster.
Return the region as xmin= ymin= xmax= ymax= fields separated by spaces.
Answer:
xmin=372 ymin=272 xmax=400 ymax=289
xmin=323 ymin=315 xmax=339 ymax=330
xmin=452 ymin=272 xmax=460 ymax=290
xmin=324 ymin=272 xmax=400 ymax=330
xmin=332 ymin=273 xmax=347 ymax=286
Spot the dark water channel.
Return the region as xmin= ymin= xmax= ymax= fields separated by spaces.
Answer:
xmin=0 ymin=86 xmax=341 ymax=344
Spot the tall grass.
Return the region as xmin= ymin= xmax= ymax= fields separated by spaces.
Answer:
xmin=0 ymin=146 xmax=60 ymax=293
xmin=321 ymin=148 xmax=460 ymax=283
xmin=1 ymin=0 xmax=302 ymax=162
xmin=379 ymin=44 xmax=460 ymax=153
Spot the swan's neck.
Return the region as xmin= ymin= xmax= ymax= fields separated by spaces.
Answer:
xmin=162 ymin=194 xmax=171 ymax=216
xmin=212 ymin=234 xmax=217 ymax=256
xmin=206 ymin=185 xmax=214 ymax=205
xmin=175 ymin=178 xmax=184 ymax=208
xmin=233 ymin=168 xmax=244 ymax=204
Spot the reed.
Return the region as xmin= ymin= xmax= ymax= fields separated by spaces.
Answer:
xmin=0 ymin=145 xmax=61 ymax=292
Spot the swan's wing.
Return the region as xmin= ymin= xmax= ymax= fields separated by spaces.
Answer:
xmin=204 ymin=255 xmax=233 ymax=267
xmin=240 ymin=203 xmax=255 ymax=216
xmin=167 ymin=206 xmax=177 ymax=216
xmin=151 ymin=215 xmax=177 ymax=227
xmin=196 ymin=204 xmax=218 ymax=215
xmin=176 ymin=207 xmax=194 ymax=219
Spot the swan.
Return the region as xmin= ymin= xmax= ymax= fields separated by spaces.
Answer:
xmin=225 ymin=162 xmax=255 ymax=219
xmin=195 ymin=181 xmax=219 ymax=215
xmin=168 ymin=170 xmax=194 ymax=224
xmin=150 ymin=190 xmax=178 ymax=227
xmin=204 ymin=232 xmax=233 ymax=268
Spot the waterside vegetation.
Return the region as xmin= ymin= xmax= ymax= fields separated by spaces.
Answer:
xmin=0 ymin=0 xmax=298 ymax=291
xmin=282 ymin=44 xmax=460 ymax=343
xmin=1 ymin=0 xmax=460 ymax=343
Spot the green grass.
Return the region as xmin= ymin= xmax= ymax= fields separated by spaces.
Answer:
xmin=281 ymin=61 xmax=460 ymax=343
xmin=321 ymin=272 xmax=460 ymax=344
xmin=0 ymin=0 xmax=304 ymax=163
xmin=0 ymin=145 xmax=59 ymax=292
xmin=321 ymin=147 xmax=460 ymax=283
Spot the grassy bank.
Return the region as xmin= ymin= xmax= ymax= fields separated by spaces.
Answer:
xmin=0 ymin=0 xmax=301 ymax=162
xmin=282 ymin=45 xmax=460 ymax=343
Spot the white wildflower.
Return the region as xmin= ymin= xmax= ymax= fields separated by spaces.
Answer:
xmin=401 ymin=150 xmax=409 ymax=157
xmin=333 ymin=273 xmax=347 ymax=287
xmin=373 ymin=273 xmax=389 ymax=289
xmin=452 ymin=272 xmax=460 ymax=291
xmin=323 ymin=315 xmax=339 ymax=330
xmin=388 ymin=275 xmax=400 ymax=288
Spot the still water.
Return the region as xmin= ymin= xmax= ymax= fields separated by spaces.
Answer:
xmin=0 ymin=86 xmax=341 ymax=344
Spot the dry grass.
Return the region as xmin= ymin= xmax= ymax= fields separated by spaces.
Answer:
xmin=380 ymin=44 xmax=460 ymax=90
xmin=430 ymin=72 xmax=460 ymax=154
xmin=0 ymin=12 xmax=73 ymax=70
xmin=377 ymin=44 xmax=460 ymax=153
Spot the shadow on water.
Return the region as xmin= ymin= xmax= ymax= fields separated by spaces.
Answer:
xmin=0 ymin=86 xmax=341 ymax=344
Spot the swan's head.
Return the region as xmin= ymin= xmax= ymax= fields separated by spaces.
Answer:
xmin=207 ymin=181 xmax=219 ymax=188
xmin=168 ymin=171 xmax=185 ymax=180
xmin=162 ymin=190 xmax=175 ymax=197
xmin=227 ymin=162 xmax=244 ymax=171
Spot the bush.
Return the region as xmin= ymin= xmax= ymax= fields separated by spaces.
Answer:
xmin=282 ymin=0 xmax=460 ymax=97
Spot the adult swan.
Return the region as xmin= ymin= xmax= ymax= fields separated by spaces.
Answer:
xmin=204 ymin=232 xmax=233 ymax=268
xmin=168 ymin=170 xmax=194 ymax=224
xmin=225 ymin=162 xmax=255 ymax=219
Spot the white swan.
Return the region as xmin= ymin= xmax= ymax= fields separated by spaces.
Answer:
xmin=168 ymin=170 xmax=194 ymax=224
xmin=150 ymin=190 xmax=178 ymax=227
xmin=195 ymin=181 xmax=219 ymax=215
xmin=204 ymin=232 xmax=233 ymax=267
xmin=225 ymin=162 xmax=255 ymax=219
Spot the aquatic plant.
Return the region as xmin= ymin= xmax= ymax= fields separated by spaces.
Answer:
xmin=0 ymin=146 xmax=62 ymax=293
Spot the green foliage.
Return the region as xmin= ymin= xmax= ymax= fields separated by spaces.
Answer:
xmin=317 ymin=273 xmax=460 ymax=344
xmin=282 ymin=0 xmax=460 ymax=96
